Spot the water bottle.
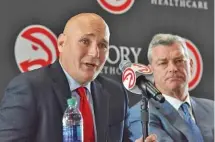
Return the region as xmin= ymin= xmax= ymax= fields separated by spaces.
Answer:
xmin=62 ymin=97 xmax=83 ymax=142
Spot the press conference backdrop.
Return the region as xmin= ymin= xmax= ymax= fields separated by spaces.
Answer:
xmin=0 ymin=0 xmax=213 ymax=106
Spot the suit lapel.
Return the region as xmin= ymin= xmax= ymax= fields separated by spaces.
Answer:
xmin=151 ymin=99 xmax=195 ymax=141
xmin=49 ymin=62 xmax=110 ymax=141
xmin=49 ymin=60 xmax=71 ymax=114
xmin=190 ymin=97 xmax=209 ymax=138
xmin=91 ymin=78 xmax=109 ymax=142
xmin=191 ymin=98 xmax=204 ymax=125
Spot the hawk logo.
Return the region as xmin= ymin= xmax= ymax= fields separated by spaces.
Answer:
xmin=186 ymin=39 xmax=203 ymax=91
xmin=14 ymin=25 xmax=59 ymax=72
xmin=122 ymin=67 xmax=136 ymax=89
xmin=97 ymin=0 xmax=135 ymax=14
xmin=132 ymin=63 xmax=153 ymax=74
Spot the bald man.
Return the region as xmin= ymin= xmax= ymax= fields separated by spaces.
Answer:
xmin=0 ymin=13 xmax=156 ymax=142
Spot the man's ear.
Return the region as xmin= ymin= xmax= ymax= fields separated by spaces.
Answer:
xmin=148 ymin=64 xmax=153 ymax=72
xmin=57 ymin=33 xmax=66 ymax=52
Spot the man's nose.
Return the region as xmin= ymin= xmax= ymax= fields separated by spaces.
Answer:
xmin=88 ymin=44 xmax=99 ymax=58
xmin=168 ymin=62 xmax=178 ymax=72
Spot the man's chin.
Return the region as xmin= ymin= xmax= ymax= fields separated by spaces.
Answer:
xmin=168 ymin=84 xmax=185 ymax=91
xmin=79 ymin=69 xmax=101 ymax=83
xmin=81 ymin=73 xmax=98 ymax=83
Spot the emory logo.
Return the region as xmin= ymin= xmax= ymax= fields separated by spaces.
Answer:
xmin=14 ymin=25 xmax=59 ymax=72
xmin=185 ymin=39 xmax=203 ymax=91
xmin=97 ymin=0 xmax=135 ymax=14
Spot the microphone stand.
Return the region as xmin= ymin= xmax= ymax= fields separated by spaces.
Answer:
xmin=140 ymin=85 xmax=150 ymax=141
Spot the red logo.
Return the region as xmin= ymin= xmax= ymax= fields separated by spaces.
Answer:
xmin=97 ymin=0 xmax=135 ymax=14
xmin=185 ymin=39 xmax=203 ymax=90
xmin=122 ymin=67 xmax=136 ymax=89
xmin=14 ymin=25 xmax=59 ymax=72
xmin=132 ymin=63 xmax=153 ymax=74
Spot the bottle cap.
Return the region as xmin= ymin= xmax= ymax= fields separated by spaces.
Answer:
xmin=67 ymin=97 xmax=77 ymax=106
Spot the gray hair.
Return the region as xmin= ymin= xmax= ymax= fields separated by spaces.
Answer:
xmin=147 ymin=33 xmax=189 ymax=64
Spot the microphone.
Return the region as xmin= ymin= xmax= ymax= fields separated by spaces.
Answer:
xmin=119 ymin=60 xmax=165 ymax=103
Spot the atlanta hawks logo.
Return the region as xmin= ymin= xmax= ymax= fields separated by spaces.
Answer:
xmin=185 ymin=39 xmax=203 ymax=91
xmin=14 ymin=25 xmax=59 ymax=72
xmin=122 ymin=67 xmax=136 ymax=89
xmin=97 ymin=0 xmax=135 ymax=14
xmin=132 ymin=63 xmax=153 ymax=74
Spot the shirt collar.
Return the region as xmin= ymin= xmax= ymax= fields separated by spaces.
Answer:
xmin=162 ymin=94 xmax=192 ymax=111
xmin=59 ymin=61 xmax=91 ymax=93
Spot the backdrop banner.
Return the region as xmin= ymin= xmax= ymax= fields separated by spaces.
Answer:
xmin=0 ymin=0 xmax=213 ymax=106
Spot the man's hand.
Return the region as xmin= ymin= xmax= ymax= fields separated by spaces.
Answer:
xmin=135 ymin=134 xmax=157 ymax=142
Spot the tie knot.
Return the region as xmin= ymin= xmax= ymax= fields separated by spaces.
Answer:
xmin=180 ymin=102 xmax=190 ymax=114
xmin=76 ymin=87 xmax=87 ymax=98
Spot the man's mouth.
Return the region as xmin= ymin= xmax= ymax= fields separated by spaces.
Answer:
xmin=166 ymin=77 xmax=182 ymax=81
xmin=85 ymin=63 xmax=97 ymax=68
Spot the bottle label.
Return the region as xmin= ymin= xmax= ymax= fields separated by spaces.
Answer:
xmin=63 ymin=125 xmax=82 ymax=142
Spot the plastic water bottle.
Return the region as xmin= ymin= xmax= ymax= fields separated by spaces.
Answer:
xmin=62 ymin=97 xmax=83 ymax=142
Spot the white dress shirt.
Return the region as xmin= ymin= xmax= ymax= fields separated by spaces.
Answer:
xmin=162 ymin=94 xmax=196 ymax=122
xmin=60 ymin=63 xmax=97 ymax=141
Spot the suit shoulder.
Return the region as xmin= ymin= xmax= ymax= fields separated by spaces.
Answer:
xmin=192 ymin=97 xmax=214 ymax=109
xmin=192 ymin=97 xmax=214 ymax=104
xmin=6 ymin=65 xmax=50 ymax=89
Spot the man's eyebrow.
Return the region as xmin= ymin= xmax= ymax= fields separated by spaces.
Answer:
xmin=174 ymin=55 xmax=184 ymax=59
xmin=155 ymin=55 xmax=185 ymax=63
xmin=81 ymin=33 xmax=108 ymax=44
xmin=156 ymin=58 xmax=167 ymax=62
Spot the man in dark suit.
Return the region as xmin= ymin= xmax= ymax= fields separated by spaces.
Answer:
xmin=129 ymin=33 xmax=214 ymax=142
xmin=0 ymin=13 xmax=157 ymax=142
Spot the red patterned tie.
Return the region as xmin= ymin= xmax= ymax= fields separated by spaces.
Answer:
xmin=76 ymin=87 xmax=95 ymax=142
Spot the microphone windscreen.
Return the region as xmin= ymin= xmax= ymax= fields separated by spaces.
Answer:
xmin=119 ymin=60 xmax=132 ymax=72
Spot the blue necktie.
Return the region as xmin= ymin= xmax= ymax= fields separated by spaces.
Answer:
xmin=180 ymin=103 xmax=204 ymax=142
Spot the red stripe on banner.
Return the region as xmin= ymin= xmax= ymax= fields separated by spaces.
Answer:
xmin=186 ymin=42 xmax=201 ymax=88
xmin=100 ymin=0 xmax=132 ymax=11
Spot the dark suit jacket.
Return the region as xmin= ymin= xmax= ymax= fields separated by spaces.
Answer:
xmin=129 ymin=97 xmax=214 ymax=142
xmin=0 ymin=60 xmax=131 ymax=142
